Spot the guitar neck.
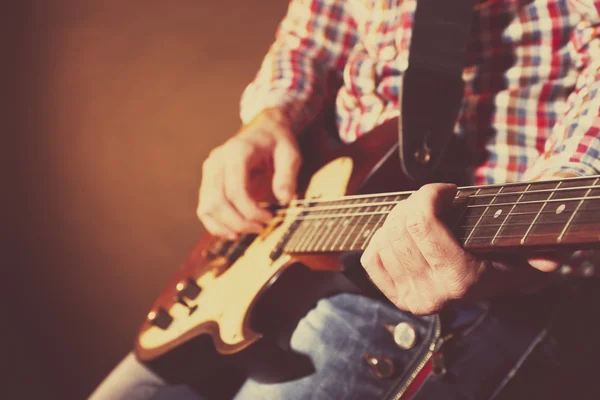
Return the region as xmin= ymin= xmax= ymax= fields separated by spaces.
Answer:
xmin=283 ymin=175 xmax=600 ymax=255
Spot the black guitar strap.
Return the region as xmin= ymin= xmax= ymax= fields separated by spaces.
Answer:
xmin=399 ymin=0 xmax=477 ymax=182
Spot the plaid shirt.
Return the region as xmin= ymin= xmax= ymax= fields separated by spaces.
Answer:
xmin=240 ymin=0 xmax=600 ymax=186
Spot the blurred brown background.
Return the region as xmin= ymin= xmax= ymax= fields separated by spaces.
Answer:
xmin=3 ymin=1 xmax=288 ymax=398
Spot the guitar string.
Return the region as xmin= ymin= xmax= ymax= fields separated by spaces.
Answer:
xmin=283 ymin=213 xmax=595 ymax=245
xmin=279 ymin=195 xmax=600 ymax=221
xmin=277 ymin=186 xmax=600 ymax=215
xmin=287 ymin=175 xmax=600 ymax=206
xmin=288 ymin=221 xmax=593 ymax=251
xmin=287 ymin=218 xmax=592 ymax=250
xmin=283 ymin=203 xmax=594 ymax=245
xmin=456 ymin=231 xmax=591 ymax=242
xmin=299 ymin=217 xmax=595 ymax=231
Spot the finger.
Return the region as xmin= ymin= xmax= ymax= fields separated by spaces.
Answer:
xmin=360 ymin=230 xmax=402 ymax=306
xmin=201 ymin=214 xmax=238 ymax=240
xmin=224 ymin=145 xmax=272 ymax=225
xmin=215 ymin=199 xmax=265 ymax=234
xmin=382 ymin=209 xmax=430 ymax=282
xmin=527 ymin=256 xmax=562 ymax=272
xmin=404 ymin=184 xmax=477 ymax=296
xmin=272 ymin=139 xmax=301 ymax=205
xmin=199 ymin=152 xmax=263 ymax=234
xmin=404 ymin=184 xmax=463 ymax=265
xmin=378 ymin=224 xmax=442 ymax=314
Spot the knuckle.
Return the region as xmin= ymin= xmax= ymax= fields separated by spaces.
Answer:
xmin=229 ymin=138 xmax=255 ymax=157
xmin=406 ymin=213 xmax=432 ymax=239
xmin=420 ymin=183 xmax=440 ymax=196
xmin=360 ymin=250 xmax=375 ymax=270
xmin=419 ymin=184 xmax=443 ymax=208
xmin=198 ymin=198 xmax=220 ymax=217
xmin=196 ymin=207 xmax=211 ymax=222
xmin=371 ymin=228 xmax=387 ymax=250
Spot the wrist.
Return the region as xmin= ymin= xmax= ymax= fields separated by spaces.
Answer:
xmin=241 ymin=106 xmax=292 ymax=130
xmin=260 ymin=107 xmax=293 ymax=130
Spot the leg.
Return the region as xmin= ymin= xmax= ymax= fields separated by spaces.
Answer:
xmin=234 ymin=293 xmax=427 ymax=400
xmin=89 ymin=352 xmax=202 ymax=400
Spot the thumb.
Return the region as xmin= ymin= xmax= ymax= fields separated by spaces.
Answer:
xmin=272 ymin=139 xmax=301 ymax=205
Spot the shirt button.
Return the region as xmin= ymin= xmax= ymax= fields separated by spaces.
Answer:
xmin=386 ymin=322 xmax=418 ymax=350
xmin=379 ymin=45 xmax=397 ymax=61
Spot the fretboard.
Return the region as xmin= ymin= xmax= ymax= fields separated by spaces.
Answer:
xmin=282 ymin=175 xmax=600 ymax=254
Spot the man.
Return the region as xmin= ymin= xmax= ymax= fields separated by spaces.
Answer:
xmin=91 ymin=0 xmax=600 ymax=398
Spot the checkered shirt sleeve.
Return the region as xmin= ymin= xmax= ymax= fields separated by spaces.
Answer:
xmin=239 ymin=0 xmax=358 ymax=134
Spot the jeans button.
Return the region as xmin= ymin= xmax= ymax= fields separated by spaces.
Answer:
xmin=363 ymin=354 xmax=396 ymax=379
xmin=385 ymin=322 xmax=418 ymax=350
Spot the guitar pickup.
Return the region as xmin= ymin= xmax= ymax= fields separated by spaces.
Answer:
xmin=224 ymin=234 xmax=258 ymax=264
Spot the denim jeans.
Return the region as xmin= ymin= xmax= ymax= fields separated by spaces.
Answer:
xmin=89 ymin=284 xmax=599 ymax=400
xmin=91 ymin=294 xmax=435 ymax=400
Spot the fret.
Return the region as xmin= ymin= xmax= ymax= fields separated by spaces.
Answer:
xmin=462 ymin=187 xmax=499 ymax=248
xmin=520 ymin=181 xmax=563 ymax=245
xmin=525 ymin=179 xmax=598 ymax=245
xmin=357 ymin=206 xmax=389 ymax=251
xmin=290 ymin=204 xmax=322 ymax=252
xmin=344 ymin=197 xmax=386 ymax=250
xmin=561 ymin=181 xmax=600 ymax=243
xmin=475 ymin=181 xmax=556 ymax=247
xmin=315 ymin=198 xmax=356 ymax=251
xmin=348 ymin=194 xmax=403 ymax=251
xmin=328 ymin=211 xmax=356 ymax=251
xmin=339 ymin=195 xmax=388 ymax=251
xmin=285 ymin=216 xmax=312 ymax=252
xmin=344 ymin=196 xmax=388 ymax=251
xmin=298 ymin=199 xmax=333 ymax=252
xmin=330 ymin=195 xmax=384 ymax=251
xmin=490 ymin=184 xmax=531 ymax=245
xmin=467 ymin=185 xmax=533 ymax=248
xmin=556 ymin=177 xmax=600 ymax=243
xmin=449 ymin=188 xmax=478 ymax=239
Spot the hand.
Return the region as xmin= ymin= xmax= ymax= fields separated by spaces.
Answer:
xmin=360 ymin=183 xmax=562 ymax=315
xmin=197 ymin=108 xmax=302 ymax=239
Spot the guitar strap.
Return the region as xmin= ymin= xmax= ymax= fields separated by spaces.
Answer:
xmin=399 ymin=0 xmax=477 ymax=182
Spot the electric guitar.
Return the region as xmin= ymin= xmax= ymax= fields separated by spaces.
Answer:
xmin=134 ymin=117 xmax=600 ymax=399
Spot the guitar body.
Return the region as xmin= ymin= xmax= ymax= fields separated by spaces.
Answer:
xmin=134 ymin=118 xmax=447 ymax=399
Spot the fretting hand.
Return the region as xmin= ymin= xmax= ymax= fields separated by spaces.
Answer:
xmin=360 ymin=183 xmax=562 ymax=315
